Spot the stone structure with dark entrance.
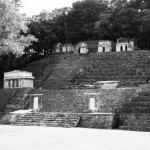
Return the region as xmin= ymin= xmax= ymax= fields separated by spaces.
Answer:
xmin=4 ymin=70 xmax=34 ymax=89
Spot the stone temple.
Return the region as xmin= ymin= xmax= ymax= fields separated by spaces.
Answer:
xmin=62 ymin=43 xmax=74 ymax=53
xmin=98 ymin=40 xmax=116 ymax=53
xmin=116 ymin=38 xmax=135 ymax=52
xmin=77 ymin=42 xmax=89 ymax=54
xmin=4 ymin=70 xmax=34 ymax=89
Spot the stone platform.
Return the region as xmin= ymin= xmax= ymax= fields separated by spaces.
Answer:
xmin=0 ymin=112 xmax=115 ymax=129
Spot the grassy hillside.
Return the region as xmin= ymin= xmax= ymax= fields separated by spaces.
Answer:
xmin=22 ymin=50 xmax=150 ymax=89
xmin=23 ymin=54 xmax=85 ymax=89
xmin=72 ymin=51 xmax=150 ymax=87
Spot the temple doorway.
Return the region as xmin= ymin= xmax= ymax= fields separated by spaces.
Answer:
xmin=28 ymin=94 xmax=44 ymax=111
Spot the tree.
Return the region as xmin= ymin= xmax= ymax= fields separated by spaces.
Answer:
xmin=25 ymin=20 xmax=57 ymax=56
xmin=68 ymin=0 xmax=108 ymax=41
xmin=0 ymin=0 xmax=37 ymax=55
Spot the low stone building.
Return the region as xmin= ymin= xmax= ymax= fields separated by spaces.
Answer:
xmin=53 ymin=43 xmax=62 ymax=53
xmin=116 ymin=38 xmax=135 ymax=52
xmin=4 ymin=70 xmax=34 ymax=89
xmin=98 ymin=40 xmax=116 ymax=53
xmin=76 ymin=42 xmax=89 ymax=54
xmin=62 ymin=43 xmax=74 ymax=53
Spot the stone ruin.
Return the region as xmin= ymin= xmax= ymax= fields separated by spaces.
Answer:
xmin=4 ymin=70 xmax=34 ymax=89
xmin=53 ymin=43 xmax=63 ymax=53
xmin=98 ymin=40 xmax=116 ymax=53
xmin=76 ymin=42 xmax=89 ymax=54
xmin=116 ymin=38 xmax=136 ymax=52
xmin=62 ymin=43 xmax=74 ymax=53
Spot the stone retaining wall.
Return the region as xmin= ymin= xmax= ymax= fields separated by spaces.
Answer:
xmin=0 ymin=112 xmax=115 ymax=129
xmin=34 ymin=88 xmax=139 ymax=113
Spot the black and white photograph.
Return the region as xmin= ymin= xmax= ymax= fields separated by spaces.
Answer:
xmin=0 ymin=0 xmax=150 ymax=149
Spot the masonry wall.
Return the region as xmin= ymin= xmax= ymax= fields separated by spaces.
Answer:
xmin=0 ymin=89 xmax=16 ymax=112
xmin=22 ymin=79 xmax=33 ymax=88
xmin=35 ymin=88 xmax=139 ymax=113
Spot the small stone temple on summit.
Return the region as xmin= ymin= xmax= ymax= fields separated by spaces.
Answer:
xmin=98 ymin=40 xmax=116 ymax=53
xmin=116 ymin=38 xmax=135 ymax=52
xmin=77 ymin=42 xmax=89 ymax=54
xmin=62 ymin=43 xmax=74 ymax=53
xmin=53 ymin=43 xmax=62 ymax=53
xmin=4 ymin=70 xmax=34 ymax=89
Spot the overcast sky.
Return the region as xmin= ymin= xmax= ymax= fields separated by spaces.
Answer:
xmin=20 ymin=0 xmax=79 ymax=16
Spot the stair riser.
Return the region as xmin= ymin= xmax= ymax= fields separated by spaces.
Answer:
xmin=123 ymin=103 xmax=150 ymax=107
xmin=119 ymin=126 xmax=150 ymax=131
xmin=13 ymin=113 xmax=81 ymax=128
xmin=121 ymin=120 xmax=150 ymax=127
xmin=118 ymin=108 xmax=150 ymax=113
xmin=119 ymin=114 xmax=150 ymax=120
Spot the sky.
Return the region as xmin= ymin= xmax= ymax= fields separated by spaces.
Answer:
xmin=20 ymin=0 xmax=79 ymax=17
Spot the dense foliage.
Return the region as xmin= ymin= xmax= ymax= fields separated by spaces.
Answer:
xmin=26 ymin=0 xmax=150 ymax=57
xmin=0 ymin=0 xmax=37 ymax=55
xmin=0 ymin=0 xmax=37 ymax=80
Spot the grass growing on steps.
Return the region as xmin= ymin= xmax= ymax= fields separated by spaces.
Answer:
xmin=21 ymin=51 xmax=150 ymax=90
xmin=72 ymin=51 xmax=150 ymax=87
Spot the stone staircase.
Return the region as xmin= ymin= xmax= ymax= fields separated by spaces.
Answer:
xmin=45 ymin=114 xmax=81 ymax=127
xmin=12 ymin=113 xmax=81 ymax=128
xmin=13 ymin=113 xmax=45 ymax=126
xmin=73 ymin=51 xmax=150 ymax=88
xmin=21 ymin=51 xmax=150 ymax=89
xmin=41 ymin=54 xmax=83 ymax=89
xmin=117 ymin=91 xmax=150 ymax=131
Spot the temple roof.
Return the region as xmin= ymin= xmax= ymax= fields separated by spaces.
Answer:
xmin=4 ymin=70 xmax=34 ymax=79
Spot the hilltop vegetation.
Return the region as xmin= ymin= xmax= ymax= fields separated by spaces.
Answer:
xmin=26 ymin=0 xmax=150 ymax=57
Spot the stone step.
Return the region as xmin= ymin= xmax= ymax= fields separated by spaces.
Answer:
xmin=46 ymin=120 xmax=76 ymax=123
xmin=15 ymin=120 xmax=43 ymax=123
xmin=118 ymin=113 xmax=150 ymax=120
xmin=132 ymin=96 xmax=150 ymax=101
xmin=46 ymin=120 xmax=78 ymax=123
xmin=18 ymin=116 xmax=44 ymax=119
xmin=20 ymin=116 xmax=44 ymax=119
xmin=13 ymin=123 xmax=43 ymax=126
xmin=13 ymin=113 xmax=81 ymax=127
xmin=123 ymin=102 xmax=150 ymax=107
xmin=45 ymin=124 xmax=73 ymax=128
xmin=46 ymin=118 xmax=78 ymax=121
xmin=46 ymin=122 xmax=75 ymax=125
xmin=120 ymin=80 xmax=147 ymax=85
xmin=45 ymin=123 xmax=74 ymax=127
xmin=139 ymin=92 xmax=150 ymax=97
xmin=45 ymin=119 xmax=78 ymax=123
xmin=118 ymin=107 xmax=150 ymax=113
xmin=121 ymin=119 xmax=150 ymax=127
xmin=119 ymin=126 xmax=150 ymax=131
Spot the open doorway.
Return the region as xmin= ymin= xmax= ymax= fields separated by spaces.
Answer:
xmin=120 ymin=46 xmax=123 ymax=51
xmin=89 ymin=98 xmax=96 ymax=111
xmin=103 ymin=47 xmax=105 ymax=52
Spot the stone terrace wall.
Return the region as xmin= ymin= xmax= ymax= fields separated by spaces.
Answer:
xmin=33 ymin=88 xmax=139 ymax=113
xmin=0 ymin=112 xmax=115 ymax=129
xmin=0 ymin=89 xmax=16 ymax=112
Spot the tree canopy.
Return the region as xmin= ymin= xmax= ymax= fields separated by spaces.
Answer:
xmin=0 ymin=0 xmax=37 ymax=55
xmin=24 ymin=0 xmax=150 ymax=56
